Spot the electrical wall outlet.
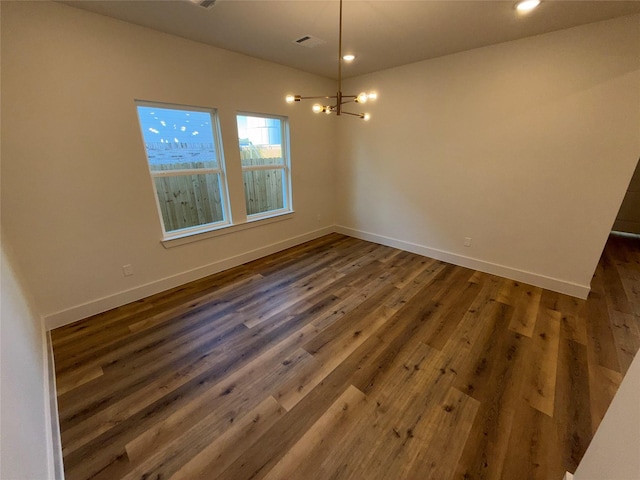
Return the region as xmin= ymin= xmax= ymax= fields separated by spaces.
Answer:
xmin=464 ymin=237 xmax=472 ymax=247
xmin=122 ymin=264 xmax=134 ymax=276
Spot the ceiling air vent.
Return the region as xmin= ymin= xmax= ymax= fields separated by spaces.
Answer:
xmin=190 ymin=0 xmax=217 ymax=8
xmin=293 ymin=35 xmax=326 ymax=48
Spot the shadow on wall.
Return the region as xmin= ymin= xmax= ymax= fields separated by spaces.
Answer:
xmin=613 ymin=157 xmax=640 ymax=234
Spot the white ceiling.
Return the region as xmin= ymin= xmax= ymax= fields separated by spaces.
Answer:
xmin=62 ymin=0 xmax=640 ymax=79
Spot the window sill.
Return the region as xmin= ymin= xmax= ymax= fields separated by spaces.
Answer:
xmin=161 ymin=211 xmax=295 ymax=248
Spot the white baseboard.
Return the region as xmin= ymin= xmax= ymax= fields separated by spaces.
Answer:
xmin=335 ymin=225 xmax=590 ymax=300
xmin=612 ymin=220 xmax=640 ymax=235
xmin=44 ymin=226 xmax=334 ymax=330
xmin=564 ymin=472 xmax=574 ymax=480
xmin=44 ymin=224 xmax=591 ymax=330
xmin=45 ymin=331 xmax=65 ymax=479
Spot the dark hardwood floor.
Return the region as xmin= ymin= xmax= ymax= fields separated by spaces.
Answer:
xmin=51 ymin=232 xmax=640 ymax=480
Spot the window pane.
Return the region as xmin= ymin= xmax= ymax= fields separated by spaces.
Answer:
xmin=237 ymin=115 xmax=284 ymax=167
xmin=243 ymin=169 xmax=285 ymax=215
xmin=153 ymin=174 xmax=225 ymax=232
xmin=137 ymin=106 xmax=218 ymax=171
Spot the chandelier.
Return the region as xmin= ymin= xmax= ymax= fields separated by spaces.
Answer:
xmin=285 ymin=0 xmax=377 ymax=120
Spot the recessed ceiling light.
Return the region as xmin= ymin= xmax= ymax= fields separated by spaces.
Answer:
xmin=343 ymin=54 xmax=356 ymax=62
xmin=516 ymin=0 xmax=540 ymax=12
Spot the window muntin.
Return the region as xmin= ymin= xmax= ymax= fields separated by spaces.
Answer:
xmin=237 ymin=114 xmax=291 ymax=217
xmin=136 ymin=102 xmax=229 ymax=237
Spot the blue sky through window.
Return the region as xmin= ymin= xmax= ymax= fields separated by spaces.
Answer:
xmin=136 ymin=105 xmax=217 ymax=168
xmin=138 ymin=106 xmax=214 ymax=145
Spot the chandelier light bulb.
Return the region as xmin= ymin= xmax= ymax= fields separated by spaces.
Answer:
xmin=312 ymin=104 xmax=323 ymax=114
xmin=363 ymin=113 xmax=371 ymax=121
xmin=285 ymin=95 xmax=296 ymax=103
xmin=368 ymin=92 xmax=378 ymax=101
xmin=343 ymin=54 xmax=355 ymax=62
xmin=325 ymin=106 xmax=333 ymax=114
xmin=357 ymin=92 xmax=368 ymax=103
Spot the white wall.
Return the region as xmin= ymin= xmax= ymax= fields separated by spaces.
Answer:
xmin=0 ymin=240 xmax=54 ymax=480
xmin=337 ymin=15 xmax=640 ymax=298
xmin=573 ymin=352 xmax=640 ymax=480
xmin=1 ymin=1 xmax=337 ymax=328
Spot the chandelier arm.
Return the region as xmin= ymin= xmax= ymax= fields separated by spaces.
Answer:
xmin=298 ymin=95 xmax=339 ymax=100
xmin=340 ymin=111 xmax=364 ymax=117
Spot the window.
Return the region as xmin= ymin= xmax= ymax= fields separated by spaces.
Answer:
xmin=136 ymin=102 xmax=230 ymax=238
xmin=236 ymin=114 xmax=291 ymax=217
xmin=135 ymin=103 xmax=293 ymax=244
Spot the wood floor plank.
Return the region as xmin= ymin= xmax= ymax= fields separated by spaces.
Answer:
xmin=344 ymin=275 xmax=503 ymax=479
xmin=609 ymin=309 xmax=640 ymax=374
xmin=521 ymin=307 xmax=561 ymax=416
xmin=539 ymin=289 xmax=586 ymax=318
xmin=559 ymin=313 xmax=588 ymax=346
xmin=126 ymin=273 xmax=264 ymax=334
xmin=124 ymin=336 xmax=317 ymax=463
xmin=312 ymin=268 xmax=399 ymax=331
xmin=262 ymin=385 xmax=367 ymax=480
xmin=52 ymin=232 xmax=640 ymax=480
xmin=56 ymin=280 xmax=257 ymax=377
xmin=288 ymin=264 xmax=459 ymax=413
xmin=453 ymin=330 xmax=524 ymax=480
xmin=587 ymin=361 xmax=623 ymax=435
xmin=555 ymin=337 xmax=592 ymax=473
xmin=500 ymin=402 xmax=561 ymax=480
xmin=50 ymin=265 xmax=256 ymax=349
xmin=401 ymin=387 xmax=479 ymax=480
xmin=452 ymin=299 xmax=515 ymax=401
xmin=63 ymin=322 xmax=319 ymax=478
xmin=499 ymin=280 xmax=542 ymax=338
xmin=214 ymin=333 xmax=393 ymax=480
xmin=58 ymin=316 xmax=247 ymax=426
xmin=250 ymin=233 xmax=356 ymax=278
xmin=333 ymin=243 xmax=394 ymax=274
xmin=584 ymin=291 xmax=621 ymax=373
xmin=331 ymin=341 xmax=444 ymax=479
xmin=225 ymin=271 xmax=464 ymax=478
xmin=239 ymin=267 xmax=345 ymax=328
xmin=421 ymin=271 xmax=481 ymax=350
xmin=169 ymin=396 xmax=284 ymax=480
xmin=123 ymin=396 xmax=285 ymax=480
xmin=601 ymin=248 xmax=634 ymax=314
xmin=281 ymin=261 xmax=448 ymax=411
xmin=393 ymin=256 xmax=439 ymax=289
xmin=55 ymin=365 xmax=104 ymax=396
xmin=619 ymin=271 xmax=640 ymax=306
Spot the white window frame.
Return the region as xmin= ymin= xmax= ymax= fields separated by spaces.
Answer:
xmin=135 ymin=100 xmax=231 ymax=240
xmin=237 ymin=112 xmax=293 ymax=220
